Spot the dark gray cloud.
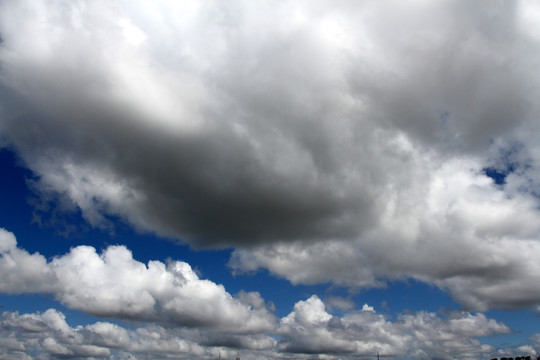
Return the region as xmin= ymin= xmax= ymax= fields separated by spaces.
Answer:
xmin=2 ymin=0 xmax=540 ymax=312
xmin=0 ymin=0 xmax=380 ymax=247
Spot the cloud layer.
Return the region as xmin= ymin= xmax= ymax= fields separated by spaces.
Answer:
xmin=0 ymin=298 xmax=519 ymax=360
xmin=2 ymin=0 xmax=540 ymax=315
xmin=2 ymin=228 xmax=539 ymax=359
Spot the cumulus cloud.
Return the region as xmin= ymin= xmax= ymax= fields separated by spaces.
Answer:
xmin=0 ymin=228 xmax=275 ymax=333
xmin=0 ymin=228 xmax=56 ymax=294
xmin=0 ymin=227 xmax=525 ymax=359
xmin=0 ymin=298 xmax=521 ymax=360
xmin=230 ymin=158 xmax=540 ymax=310
xmin=277 ymin=295 xmax=512 ymax=359
xmin=0 ymin=309 xmax=213 ymax=359
xmin=2 ymin=0 xmax=540 ymax=312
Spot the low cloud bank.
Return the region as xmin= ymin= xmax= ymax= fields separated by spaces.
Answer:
xmin=0 ymin=228 xmax=528 ymax=360
xmin=0 ymin=297 xmax=517 ymax=360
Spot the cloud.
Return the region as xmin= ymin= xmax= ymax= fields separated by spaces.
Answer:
xmin=1 ymin=0 xmax=540 ymax=312
xmin=0 ymin=309 xmax=111 ymax=358
xmin=277 ymin=295 xmax=511 ymax=359
xmin=0 ymin=298 xmax=519 ymax=360
xmin=0 ymin=228 xmax=525 ymax=359
xmin=0 ymin=228 xmax=57 ymax=294
xmin=230 ymin=158 xmax=540 ymax=310
xmin=0 ymin=228 xmax=275 ymax=333
xmin=325 ymin=296 xmax=355 ymax=312
xmin=0 ymin=0 xmax=379 ymax=246
xmin=0 ymin=309 xmax=213 ymax=359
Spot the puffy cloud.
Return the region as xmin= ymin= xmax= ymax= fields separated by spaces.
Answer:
xmin=0 ymin=299 xmax=518 ymax=360
xmin=0 ymin=308 xmax=275 ymax=359
xmin=0 ymin=225 xmax=522 ymax=359
xmin=0 ymin=228 xmax=56 ymax=294
xmin=0 ymin=309 xmax=213 ymax=359
xmin=0 ymin=309 xmax=111 ymax=358
xmin=277 ymin=295 xmax=511 ymax=359
xmin=230 ymin=158 xmax=540 ymax=310
xmin=0 ymin=228 xmax=275 ymax=333
xmin=2 ymin=0 xmax=540 ymax=313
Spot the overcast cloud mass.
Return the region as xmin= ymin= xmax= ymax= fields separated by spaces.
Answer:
xmin=2 ymin=0 xmax=540 ymax=358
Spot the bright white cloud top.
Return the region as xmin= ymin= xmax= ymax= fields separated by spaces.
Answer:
xmin=1 ymin=0 xmax=540 ymax=359
xmin=0 ymin=229 xmax=275 ymax=333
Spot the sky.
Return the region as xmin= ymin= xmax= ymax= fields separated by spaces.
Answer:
xmin=1 ymin=0 xmax=540 ymax=359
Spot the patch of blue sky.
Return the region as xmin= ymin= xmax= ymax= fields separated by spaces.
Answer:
xmin=480 ymin=309 xmax=540 ymax=348
xmin=350 ymin=279 xmax=458 ymax=317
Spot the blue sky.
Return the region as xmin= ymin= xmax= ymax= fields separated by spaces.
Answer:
xmin=2 ymin=1 xmax=540 ymax=359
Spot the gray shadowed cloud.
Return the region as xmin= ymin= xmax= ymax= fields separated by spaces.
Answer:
xmin=2 ymin=0 xmax=540 ymax=312
xmin=0 ymin=0 xmax=378 ymax=247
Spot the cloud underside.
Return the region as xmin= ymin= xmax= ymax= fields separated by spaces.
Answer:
xmin=2 ymin=0 xmax=540 ymax=314
xmin=0 ymin=229 xmax=521 ymax=359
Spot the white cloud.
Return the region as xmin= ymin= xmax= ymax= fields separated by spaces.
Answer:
xmin=0 ymin=227 xmax=522 ymax=359
xmin=0 ymin=228 xmax=276 ymax=333
xmin=0 ymin=309 xmax=213 ymax=359
xmin=0 ymin=229 xmax=56 ymax=294
xmin=361 ymin=304 xmax=374 ymax=312
xmin=277 ymin=295 xmax=511 ymax=359
xmin=0 ymin=309 xmax=111 ymax=358
xmin=1 ymin=0 xmax=540 ymax=313
xmin=0 ymin=299 xmax=519 ymax=360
